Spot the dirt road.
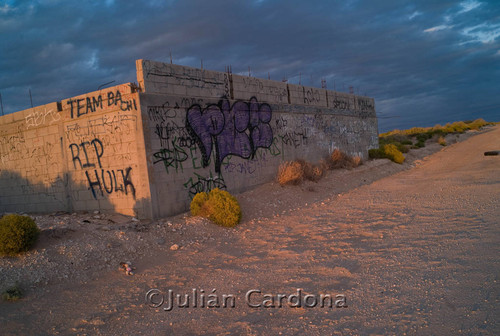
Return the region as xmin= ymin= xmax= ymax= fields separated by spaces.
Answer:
xmin=1 ymin=126 xmax=499 ymax=335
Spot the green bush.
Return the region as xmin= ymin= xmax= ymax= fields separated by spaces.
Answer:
xmin=369 ymin=148 xmax=385 ymax=159
xmin=2 ymin=284 xmax=23 ymax=301
xmin=416 ymin=133 xmax=431 ymax=143
xmin=415 ymin=140 xmax=426 ymax=148
xmin=369 ymin=145 xmax=405 ymax=164
xmin=0 ymin=214 xmax=40 ymax=256
xmin=190 ymin=189 xmax=241 ymax=227
xmin=396 ymin=143 xmax=410 ymax=153
xmin=383 ymin=144 xmax=405 ymax=164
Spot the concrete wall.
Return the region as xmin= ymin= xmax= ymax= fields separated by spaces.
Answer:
xmin=0 ymin=59 xmax=377 ymax=219
xmin=0 ymin=83 xmax=152 ymax=218
xmin=136 ymin=60 xmax=378 ymax=218
xmin=0 ymin=102 xmax=67 ymax=213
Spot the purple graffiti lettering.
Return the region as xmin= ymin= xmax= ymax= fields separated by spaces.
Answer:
xmin=186 ymin=104 xmax=224 ymax=167
xmin=186 ymin=97 xmax=273 ymax=173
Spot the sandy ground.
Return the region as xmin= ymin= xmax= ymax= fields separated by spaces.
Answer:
xmin=0 ymin=126 xmax=499 ymax=335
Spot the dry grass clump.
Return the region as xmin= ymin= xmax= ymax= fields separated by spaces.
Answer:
xmin=277 ymin=159 xmax=328 ymax=186
xmin=326 ymin=149 xmax=362 ymax=170
xmin=298 ymin=159 xmax=326 ymax=182
xmin=277 ymin=161 xmax=305 ymax=185
xmin=438 ymin=136 xmax=447 ymax=146
xmin=351 ymin=156 xmax=362 ymax=167
xmin=277 ymin=150 xmax=362 ymax=186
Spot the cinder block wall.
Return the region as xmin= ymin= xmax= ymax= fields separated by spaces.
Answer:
xmin=0 ymin=59 xmax=377 ymax=219
xmin=136 ymin=60 xmax=378 ymax=218
xmin=0 ymin=83 xmax=152 ymax=218
xmin=0 ymin=102 xmax=67 ymax=213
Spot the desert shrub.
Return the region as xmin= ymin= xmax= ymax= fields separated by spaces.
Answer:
xmin=190 ymin=192 xmax=209 ymax=217
xmin=307 ymin=164 xmax=326 ymax=182
xmin=382 ymin=119 xmax=494 ymax=144
xmin=190 ymin=189 xmax=241 ymax=227
xmin=378 ymin=119 xmax=495 ymax=158
xmin=329 ymin=149 xmax=349 ymax=169
xmin=319 ymin=159 xmax=329 ymax=172
xmin=415 ymin=140 xmax=426 ymax=148
xmin=277 ymin=161 xmax=304 ymax=185
xmin=438 ymin=136 xmax=447 ymax=146
xmin=295 ymin=159 xmax=325 ymax=182
xmin=445 ymin=121 xmax=468 ymax=133
xmin=383 ymin=144 xmax=405 ymax=164
xmin=351 ymin=156 xmax=362 ymax=167
xmin=326 ymin=149 xmax=361 ymax=170
xmin=2 ymin=284 xmax=23 ymax=301
xmin=369 ymin=145 xmax=405 ymax=164
xmin=381 ymin=133 xmax=411 ymax=145
xmin=416 ymin=133 xmax=431 ymax=143
xmin=378 ymin=135 xmax=410 ymax=154
xmin=369 ymin=148 xmax=385 ymax=159
xmin=396 ymin=143 xmax=410 ymax=153
xmin=468 ymin=118 xmax=488 ymax=130
xmin=0 ymin=214 xmax=40 ymax=256
xmin=406 ymin=127 xmax=428 ymax=136
xmin=277 ymin=158 xmax=331 ymax=186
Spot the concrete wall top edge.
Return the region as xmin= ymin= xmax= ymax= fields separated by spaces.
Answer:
xmin=137 ymin=59 xmax=226 ymax=83
xmin=60 ymin=83 xmax=135 ymax=106
xmin=137 ymin=59 xmax=225 ymax=78
xmin=136 ymin=59 xmax=375 ymax=113
xmin=1 ymin=83 xmax=136 ymax=124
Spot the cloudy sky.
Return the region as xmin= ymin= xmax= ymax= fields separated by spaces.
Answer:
xmin=1 ymin=0 xmax=499 ymax=132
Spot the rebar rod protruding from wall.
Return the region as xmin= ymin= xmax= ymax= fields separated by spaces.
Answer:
xmin=97 ymin=80 xmax=116 ymax=91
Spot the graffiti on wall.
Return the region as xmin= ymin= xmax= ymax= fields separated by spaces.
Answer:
xmin=66 ymin=90 xmax=137 ymax=119
xmin=240 ymin=77 xmax=288 ymax=103
xmin=186 ymin=97 xmax=273 ymax=173
xmin=152 ymin=138 xmax=189 ymax=174
xmin=304 ymin=88 xmax=322 ymax=105
xmin=331 ymin=95 xmax=354 ymax=110
xmin=25 ymin=108 xmax=61 ymax=128
xmin=148 ymin=103 xmax=199 ymax=174
xmin=65 ymin=114 xmax=137 ymax=143
xmin=356 ymin=98 xmax=375 ymax=113
xmin=330 ymin=94 xmax=375 ymax=113
xmin=183 ymin=171 xmax=227 ymax=199
xmin=68 ymin=138 xmax=136 ymax=199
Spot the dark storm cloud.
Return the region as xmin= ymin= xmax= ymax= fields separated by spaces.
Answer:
xmin=1 ymin=0 xmax=499 ymax=131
